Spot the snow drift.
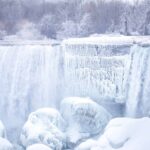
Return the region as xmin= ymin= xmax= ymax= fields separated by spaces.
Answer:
xmin=76 ymin=117 xmax=150 ymax=150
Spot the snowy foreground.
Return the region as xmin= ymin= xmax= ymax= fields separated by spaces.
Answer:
xmin=1 ymin=97 xmax=150 ymax=150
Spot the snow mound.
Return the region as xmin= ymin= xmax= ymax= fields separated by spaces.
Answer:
xmin=27 ymin=144 xmax=52 ymax=150
xmin=0 ymin=137 xmax=13 ymax=150
xmin=0 ymin=120 xmax=6 ymax=138
xmin=61 ymin=97 xmax=111 ymax=145
xmin=20 ymin=108 xmax=66 ymax=149
xmin=76 ymin=117 xmax=150 ymax=150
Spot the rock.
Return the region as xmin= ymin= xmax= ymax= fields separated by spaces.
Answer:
xmin=0 ymin=120 xmax=6 ymax=138
xmin=20 ymin=108 xmax=66 ymax=149
xmin=0 ymin=137 xmax=13 ymax=150
xmin=61 ymin=97 xmax=111 ymax=146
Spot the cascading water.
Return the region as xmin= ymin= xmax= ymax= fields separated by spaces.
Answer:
xmin=0 ymin=43 xmax=62 ymax=141
xmin=63 ymin=43 xmax=129 ymax=102
xmin=62 ymin=42 xmax=130 ymax=116
xmin=0 ymin=36 xmax=149 ymax=144
xmin=126 ymin=45 xmax=150 ymax=117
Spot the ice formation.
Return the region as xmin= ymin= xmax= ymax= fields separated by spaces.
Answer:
xmin=62 ymin=37 xmax=130 ymax=105
xmin=0 ymin=36 xmax=150 ymax=146
xmin=0 ymin=120 xmax=6 ymax=138
xmin=61 ymin=97 xmax=111 ymax=145
xmin=0 ymin=43 xmax=62 ymax=140
xmin=20 ymin=108 xmax=66 ymax=149
xmin=126 ymin=44 xmax=150 ymax=117
xmin=76 ymin=117 xmax=150 ymax=150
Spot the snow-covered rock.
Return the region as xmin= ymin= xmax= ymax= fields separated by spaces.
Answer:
xmin=76 ymin=117 xmax=150 ymax=150
xmin=0 ymin=120 xmax=6 ymax=138
xmin=0 ymin=137 xmax=13 ymax=150
xmin=20 ymin=108 xmax=66 ymax=149
xmin=27 ymin=144 xmax=52 ymax=150
xmin=75 ymin=139 xmax=99 ymax=150
xmin=0 ymin=121 xmax=13 ymax=150
xmin=61 ymin=97 xmax=111 ymax=145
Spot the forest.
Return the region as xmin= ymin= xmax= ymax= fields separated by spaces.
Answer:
xmin=0 ymin=0 xmax=150 ymax=40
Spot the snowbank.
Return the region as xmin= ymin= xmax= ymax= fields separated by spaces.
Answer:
xmin=0 ymin=137 xmax=13 ymax=150
xmin=27 ymin=144 xmax=52 ymax=150
xmin=20 ymin=108 xmax=66 ymax=149
xmin=61 ymin=97 xmax=111 ymax=145
xmin=76 ymin=117 xmax=150 ymax=150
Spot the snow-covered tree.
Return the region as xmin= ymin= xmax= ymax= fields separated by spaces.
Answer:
xmin=57 ymin=20 xmax=78 ymax=39
xmin=79 ymin=13 xmax=94 ymax=37
xmin=38 ymin=15 xmax=57 ymax=39
xmin=0 ymin=30 xmax=6 ymax=40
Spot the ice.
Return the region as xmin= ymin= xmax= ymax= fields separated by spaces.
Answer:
xmin=61 ymin=97 xmax=112 ymax=145
xmin=62 ymin=37 xmax=130 ymax=105
xmin=0 ymin=120 xmax=6 ymax=138
xmin=0 ymin=35 xmax=150 ymax=144
xmin=20 ymin=108 xmax=66 ymax=149
xmin=0 ymin=43 xmax=62 ymax=141
xmin=62 ymin=36 xmax=150 ymax=117
xmin=76 ymin=117 xmax=150 ymax=150
xmin=27 ymin=144 xmax=52 ymax=150
xmin=126 ymin=45 xmax=150 ymax=117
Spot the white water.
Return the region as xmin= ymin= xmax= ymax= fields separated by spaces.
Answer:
xmin=126 ymin=45 xmax=150 ymax=117
xmin=0 ymin=44 xmax=62 ymax=140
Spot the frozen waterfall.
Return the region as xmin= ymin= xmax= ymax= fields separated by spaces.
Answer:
xmin=0 ymin=42 xmax=62 ymax=141
xmin=126 ymin=44 xmax=150 ymax=117
xmin=62 ymin=39 xmax=131 ymax=116
xmin=62 ymin=36 xmax=150 ymax=118
xmin=0 ymin=36 xmax=150 ymax=143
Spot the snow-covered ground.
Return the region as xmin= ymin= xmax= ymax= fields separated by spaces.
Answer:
xmin=76 ymin=117 xmax=150 ymax=150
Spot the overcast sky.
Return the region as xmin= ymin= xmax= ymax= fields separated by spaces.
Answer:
xmin=33 ymin=0 xmax=144 ymax=5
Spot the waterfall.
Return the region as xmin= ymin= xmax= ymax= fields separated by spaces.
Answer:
xmin=126 ymin=45 xmax=150 ymax=117
xmin=0 ymin=43 xmax=62 ymax=140
xmin=62 ymin=43 xmax=129 ymax=105
xmin=0 ymin=37 xmax=150 ymax=142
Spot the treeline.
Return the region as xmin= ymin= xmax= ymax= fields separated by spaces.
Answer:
xmin=0 ymin=0 xmax=150 ymax=39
